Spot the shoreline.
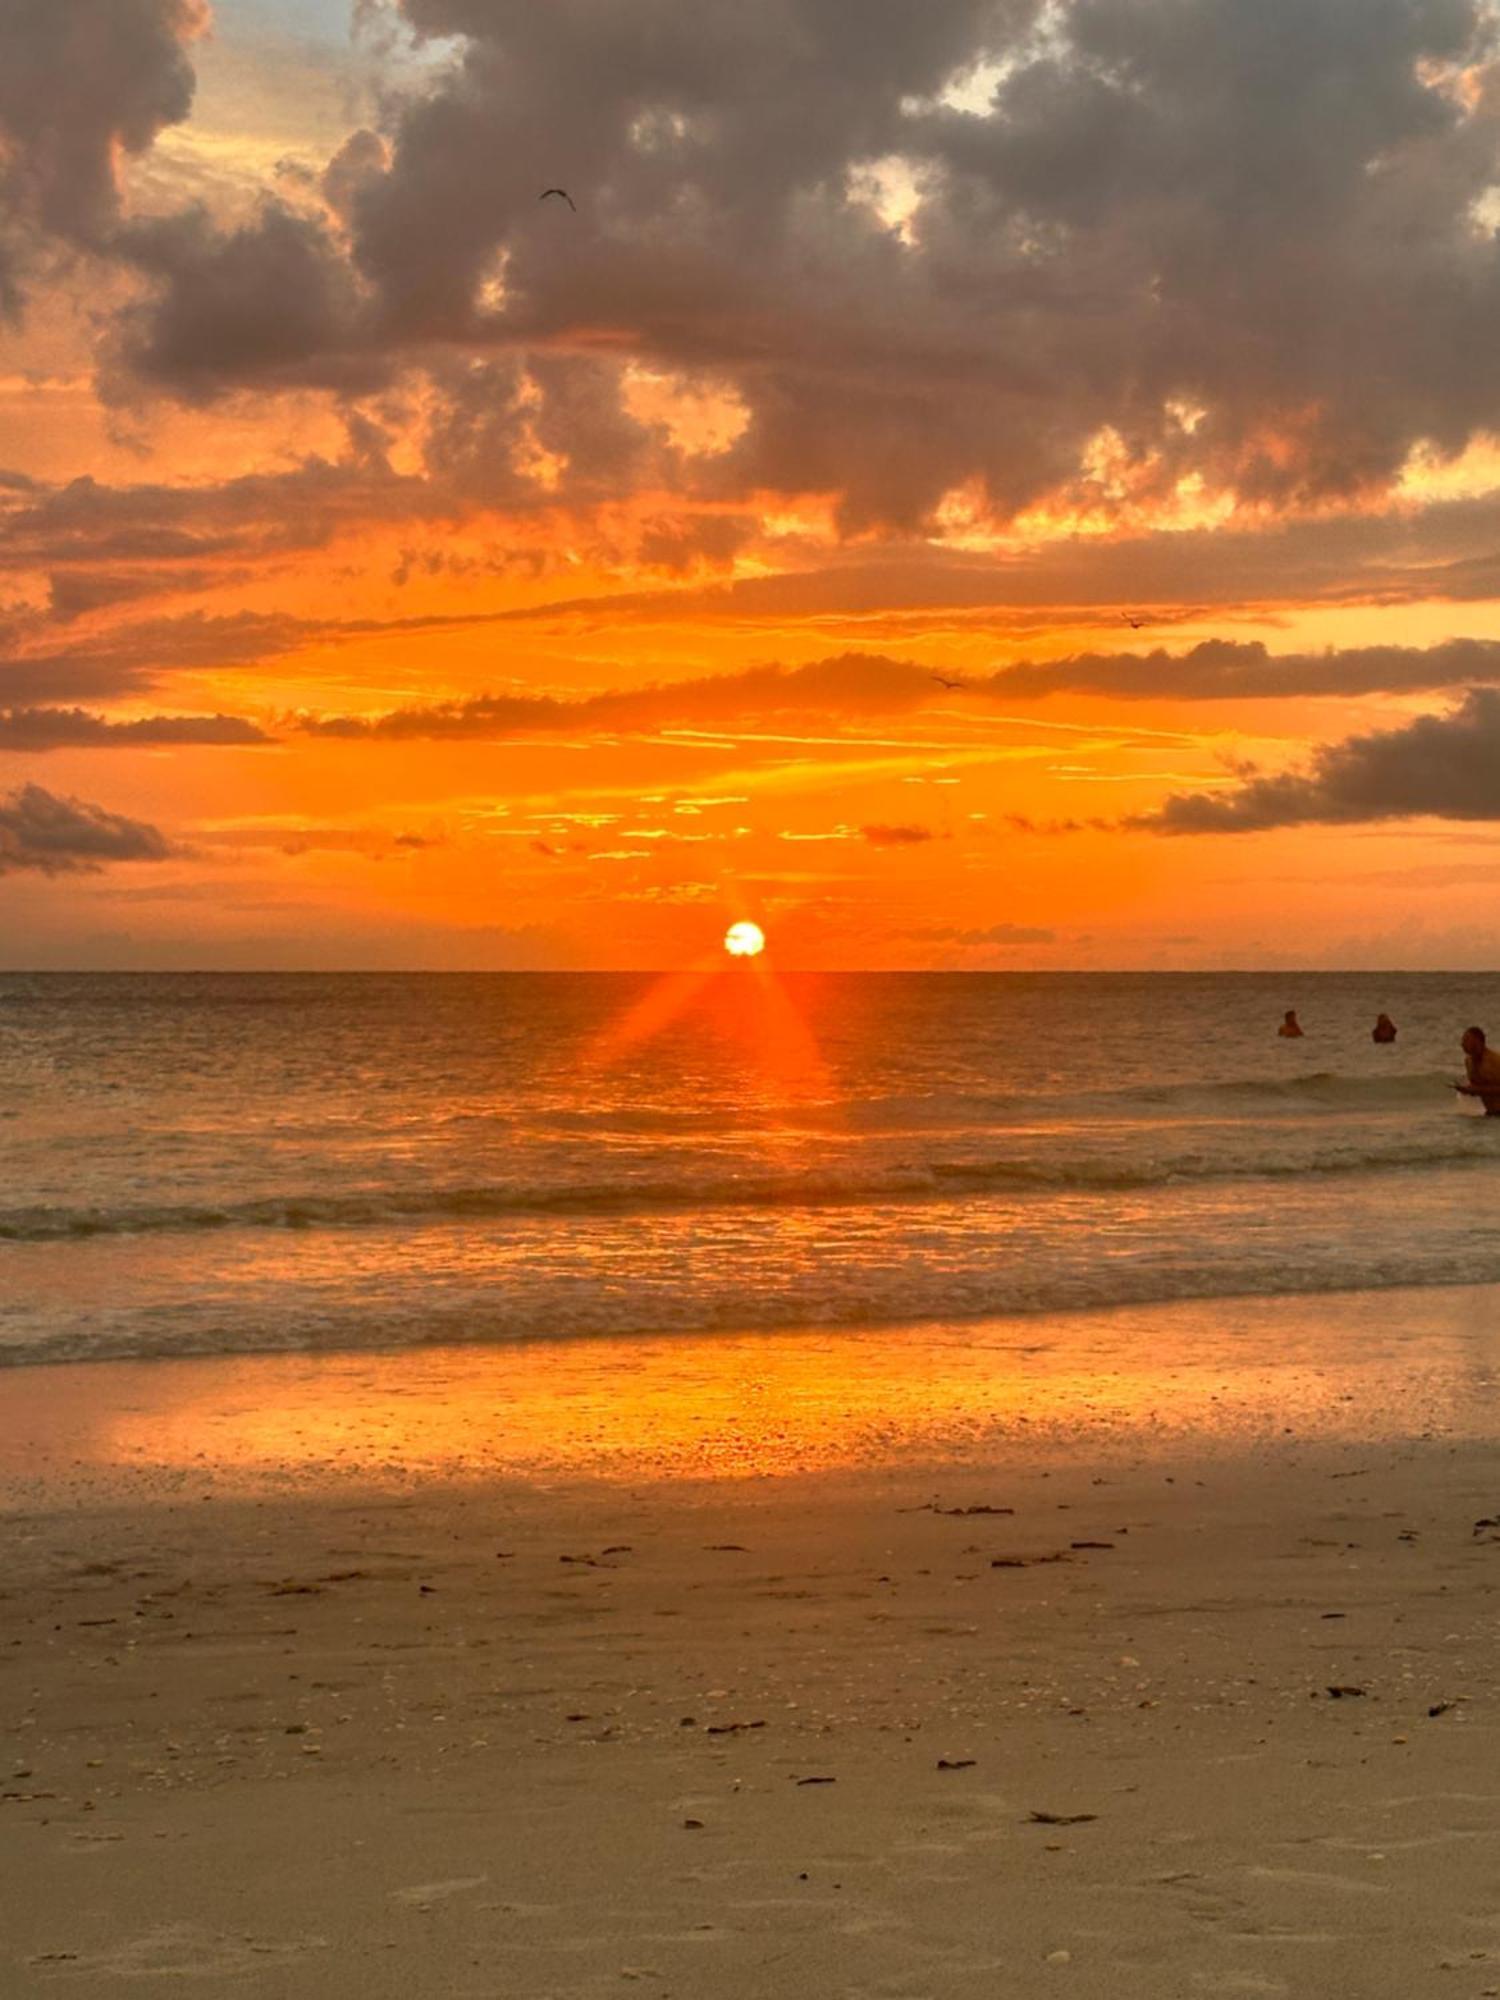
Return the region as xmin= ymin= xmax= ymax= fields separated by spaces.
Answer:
xmin=4 ymin=1284 xmax=1500 ymax=1993
xmin=3 ymin=1279 xmax=1500 ymax=1509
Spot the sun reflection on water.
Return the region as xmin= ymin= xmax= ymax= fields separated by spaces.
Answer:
xmin=2 ymin=1289 xmax=1483 ymax=1502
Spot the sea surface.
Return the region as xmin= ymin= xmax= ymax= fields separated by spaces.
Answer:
xmin=1 ymin=970 xmax=1497 ymax=1368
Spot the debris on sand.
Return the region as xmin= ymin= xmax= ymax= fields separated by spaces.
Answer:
xmin=991 ymin=1553 xmax=1074 ymax=1569
xmin=1028 ymin=1810 xmax=1097 ymax=1826
xmin=1325 ymin=1685 xmax=1367 ymax=1699
xmin=705 ymin=1720 xmax=766 ymax=1735
xmin=937 ymin=1758 xmax=976 ymax=1771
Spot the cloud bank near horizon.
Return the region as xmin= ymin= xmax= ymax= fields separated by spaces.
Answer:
xmin=0 ymin=782 xmax=173 ymax=874
xmin=1143 ymin=688 xmax=1500 ymax=830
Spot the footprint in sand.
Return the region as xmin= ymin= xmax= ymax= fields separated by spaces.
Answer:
xmin=391 ymin=1875 xmax=488 ymax=1909
xmin=40 ymin=1923 xmax=328 ymax=1979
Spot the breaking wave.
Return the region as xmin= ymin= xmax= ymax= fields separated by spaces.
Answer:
xmin=2 ymin=1116 xmax=1494 ymax=1242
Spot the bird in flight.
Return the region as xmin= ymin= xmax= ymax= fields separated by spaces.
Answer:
xmin=930 ymin=674 xmax=968 ymax=691
xmin=1120 ymin=611 xmax=1146 ymax=631
xmin=539 ymin=188 xmax=576 ymax=211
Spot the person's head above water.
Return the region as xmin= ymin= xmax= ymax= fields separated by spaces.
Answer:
xmin=1283 ymin=1010 xmax=1298 ymax=1024
xmin=1462 ymin=1026 xmax=1487 ymax=1058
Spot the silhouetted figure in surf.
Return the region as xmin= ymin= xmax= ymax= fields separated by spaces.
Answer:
xmin=1457 ymin=1027 xmax=1500 ymax=1115
xmin=1277 ymin=1009 xmax=1304 ymax=1038
xmin=1372 ymin=1013 xmax=1397 ymax=1044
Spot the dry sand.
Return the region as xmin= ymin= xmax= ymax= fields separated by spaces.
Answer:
xmin=4 ymin=1287 xmax=1500 ymax=1998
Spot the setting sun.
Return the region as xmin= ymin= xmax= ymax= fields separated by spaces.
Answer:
xmin=724 ymin=921 xmax=767 ymax=958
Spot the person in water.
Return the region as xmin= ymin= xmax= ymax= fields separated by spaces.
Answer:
xmin=1278 ymin=1009 xmax=1304 ymax=1038
xmin=1458 ymin=1027 xmax=1500 ymax=1114
xmin=1372 ymin=1013 xmax=1397 ymax=1043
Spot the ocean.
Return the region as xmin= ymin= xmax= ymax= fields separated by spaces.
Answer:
xmin=1 ymin=970 xmax=1497 ymax=1369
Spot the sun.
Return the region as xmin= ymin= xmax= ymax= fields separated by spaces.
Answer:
xmin=724 ymin=920 xmax=766 ymax=958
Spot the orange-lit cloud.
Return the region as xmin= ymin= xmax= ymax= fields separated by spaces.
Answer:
xmin=7 ymin=0 xmax=1500 ymax=967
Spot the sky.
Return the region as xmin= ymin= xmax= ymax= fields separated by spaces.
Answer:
xmin=2 ymin=0 xmax=1500 ymax=970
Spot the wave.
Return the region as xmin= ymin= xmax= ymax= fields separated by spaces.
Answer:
xmin=1124 ymin=1068 xmax=1460 ymax=1111
xmin=3 ymin=1120 xmax=1495 ymax=1240
xmin=8 ymin=1240 xmax=1500 ymax=1371
xmin=465 ymin=1070 xmax=1466 ymax=1139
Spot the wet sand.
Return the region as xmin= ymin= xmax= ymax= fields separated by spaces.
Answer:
xmin=4 ymin=1285 xmax=1500 ymax=1997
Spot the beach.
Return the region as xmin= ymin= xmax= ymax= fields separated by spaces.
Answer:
xmin=5 ymin=1285 xmax=1500 ymax=1998
xmin=10 ymin=0 xmax=1500 ymax=1981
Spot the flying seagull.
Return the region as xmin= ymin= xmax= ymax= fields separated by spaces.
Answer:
xmin=1120 ymin=611 xmax=1145 ymax=630
xmin=540 ymin=187 xmax=576 ymax=211
xmin=930 ymin=674 xmax=968 ymax=691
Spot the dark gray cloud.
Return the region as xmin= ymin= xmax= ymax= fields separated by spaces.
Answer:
xmin=0 ymin=463 xmax=421 ymax=571
xmin=1143 ymin=688 xmax=1500 ymax=831
xmin=46 ymin=567 xmax=246 ymax=619
xmin=0 ymin=610 xmax=321 ymax=703
xmin=986 ymin=637 xmax=1500 ymax=701
xmin=84 ymin=0 xmax=1500 ymax=538
xmin=0 ymin=0 xmax=205 ymax=314
xmin=301 ymin=650 xmax=935 ymax=738
xmin=0 ymin=782 xmax=172 ymax=874
xmin=115 ymin=204 xmax=384 ymax=402
xmin=0 ymin=708 xmax=271 ymax=751
xmin=297 ymin=633 xmax=1500 ymax=746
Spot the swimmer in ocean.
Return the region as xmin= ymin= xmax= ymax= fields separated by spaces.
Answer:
xmin=1372 ymin=1013 xmax=1396 ymax=1043
xmin=1277 ymin=1009 xmax=1304 ymax=1038
xmin=1456 ymin=1026 xmax=1500 ymax=1115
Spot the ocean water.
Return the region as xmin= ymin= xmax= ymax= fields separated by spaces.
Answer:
xmin=1 ymin=970 xmax=1497 ymax=1367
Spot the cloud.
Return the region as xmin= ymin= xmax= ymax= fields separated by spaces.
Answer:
xmin=83 ymin=0 xmax=1500 ymax=541
xmin=0 ymin=708 xmax=271 ymax=750
xmin=302 ymin=651 xmax=938 ymax=739
xmin=0 ymin=782 xmax=172 ymax=874
xmin=1142 ymin=688 xmax=1500 ymax=831
xmin=293 ymin=633 xmax=1500 ymax=751
xmin=114 ymin=203 xmax=384 ymax=403
xmin=0 ymin=461 xmax=433 ymax=581
xmin=0 ymin=0 xmax=207 ymax=313
xmin=468 ymin=489 xmax=1500 ymax=633
xmin=861 ymin=822 xmax=937 ymax=845
xmin=986 ymin=638 xmax=1500 ymax=702
xmin=46 ymin=567 xmax=245 ymax=619
xmin=0 ymin=0 xmax=206 ymax=234
xmin=0 ymin=609 xmax=324 ymax=703
xmin=196 ymin=821 xmax=443 ymax=858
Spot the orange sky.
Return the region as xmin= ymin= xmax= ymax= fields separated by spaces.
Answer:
xmin=3 ymin=0 xmax=1500 ymax=968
